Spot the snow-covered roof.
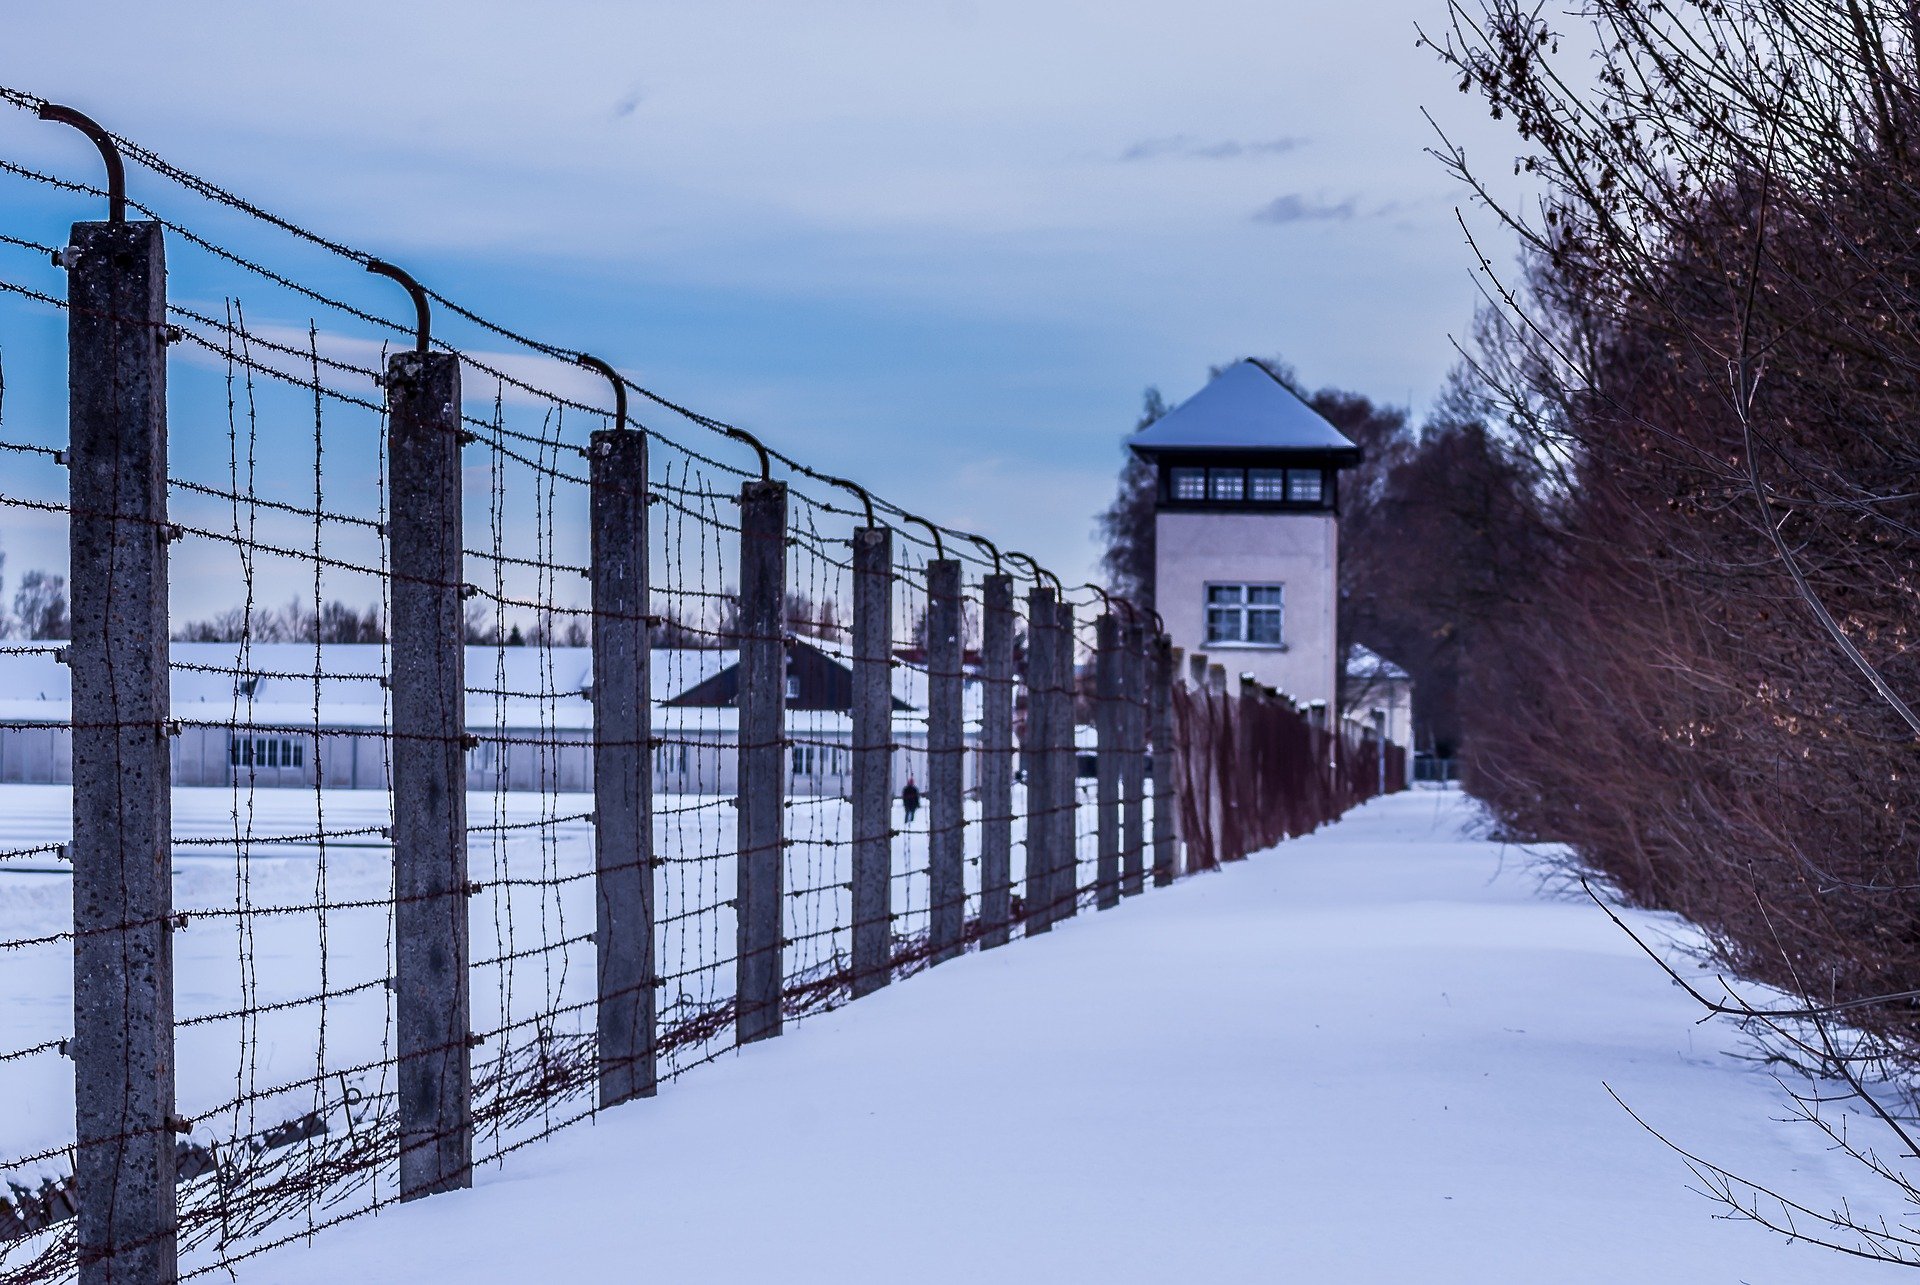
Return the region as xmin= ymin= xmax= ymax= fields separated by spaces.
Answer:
xmin=0 ymin=641 xmax=971 ymax=732
xmin=1129 ymin=360 xmax=1360 ymax=457
xmin=1344 ymin=644 xmax=1411 ymax=682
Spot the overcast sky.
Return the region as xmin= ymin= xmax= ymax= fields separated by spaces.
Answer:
xmin=0 ymin=0 xmax=1521 ymax=598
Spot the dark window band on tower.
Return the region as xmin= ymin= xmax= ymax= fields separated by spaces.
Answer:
xmin=1156 ymin=460 xmax=1335 ymax=510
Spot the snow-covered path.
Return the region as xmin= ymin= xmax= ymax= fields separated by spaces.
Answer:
xmin=232 ymin=790 xmax=1907 ymax=1283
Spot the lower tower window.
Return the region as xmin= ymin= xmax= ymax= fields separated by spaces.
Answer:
xmin=1204 ymin=583 xmax=1284 ymax=646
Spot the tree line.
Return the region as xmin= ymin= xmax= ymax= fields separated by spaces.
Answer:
xmin=0 ymin=547 xmax=70 ymax=640
xmin=1097 ymin=361 xmax=1535 ymax=760
xmin=1433 ymin=0 xmax=1920 ymax=1261
xmin=168 ymin=590 xmax=855 ymax=649
xmin=1098 ymin=5 xmax=1920 ymax=1254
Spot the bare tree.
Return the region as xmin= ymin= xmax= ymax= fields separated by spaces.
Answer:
xmin=13 ymin=570 xmax=67 ymax=640
xmin=1094 ymin=388 xmax=1170 ymax=611
xmin=1431 ymin=0 xmax=1920 ymax=1261
xmin=174 ymin=599 xmax=383 ymax=643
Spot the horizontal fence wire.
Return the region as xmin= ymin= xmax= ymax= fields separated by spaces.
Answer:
xmin=0 ymin=85 xmax=1406 ymax=1284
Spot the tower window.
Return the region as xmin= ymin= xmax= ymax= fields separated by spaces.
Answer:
xmin=1286 ymin=469 xmax=1324 ymax=503
xmin=1249 ymin=468 xmax=1286 ymax=501
xmin=1204 ymin=583 xmax=1284 ymax=647
xmin=1207 ymin=469 xmax=1244 ymax=501
xmin=1170 ymin=467 xmax=1206 ymax=500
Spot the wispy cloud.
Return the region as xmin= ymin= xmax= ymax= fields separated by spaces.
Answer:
xmin=1120 ymin=135 xmax=1305 ymax=162
xmin=1252 ymin=193 xmax=1358 ymax=224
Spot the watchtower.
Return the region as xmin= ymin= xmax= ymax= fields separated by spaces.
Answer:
xmin=1129 ymin=359 xmax=1361 ymax=709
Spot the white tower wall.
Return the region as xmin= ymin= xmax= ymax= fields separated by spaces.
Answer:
xmin=1155 ymin=509 xmax=1338 ymax=709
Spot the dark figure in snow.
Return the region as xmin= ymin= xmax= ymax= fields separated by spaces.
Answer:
xmin=901 ymin=778 xmax=921 ymax=824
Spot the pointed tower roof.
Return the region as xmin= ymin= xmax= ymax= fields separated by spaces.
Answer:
xmin=1129 ymin=360 xmax=1361 ymax=461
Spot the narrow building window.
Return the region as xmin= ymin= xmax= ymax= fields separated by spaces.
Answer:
xmin=229 ymin=734 xmax=306 ymax=768
xmin=1169 ymin=467 xmax=1206 ymax=500
xmin=1286 ymin=469 xmax=1324 ymax=503
xmin=1249 ymin=468 xmax=1286 ymax=502
xmin=1207 ymin=468 xmax=1244 ymax=501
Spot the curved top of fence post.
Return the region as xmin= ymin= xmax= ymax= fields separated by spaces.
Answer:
xmin=38 ymin=103 xmax=125 ymax=224
xmin=897 ymin=512 xmax=945 ymax=562
xmin=816 ymin=473 xmax=880 ymax=529
xmin=575 ymin=354 xmax=628 ymax=432
xmin=1076 ymin=583 xmax=1120 ymax=617
xmin=964 ymin=533 xmax=1003 ymax=577
xmin=723 ymin=426 xmax=772 ymax=481
xmin=1102 ymin=592 xmax=1164 ymax=639
xmin=366 ymin=259 xmax=432 ymax=353
xmin=1007 ymin=552 xmax=1061 ymax=596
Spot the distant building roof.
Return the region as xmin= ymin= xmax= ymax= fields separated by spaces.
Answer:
xmin=1344 ymin=644 xmax=1411 ymax=682
xmin=0 ymin=640 xmax=956 ymax=733
xmin=1129 ymin=360 xmax=1361 ymax=459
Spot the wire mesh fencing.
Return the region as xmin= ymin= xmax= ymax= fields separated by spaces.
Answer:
xmin=0 ymin=88 xmax=1405 ymax=1285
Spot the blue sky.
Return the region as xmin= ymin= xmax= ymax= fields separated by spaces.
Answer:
xmin=0 ymin=0 xmax=1522 ymax=612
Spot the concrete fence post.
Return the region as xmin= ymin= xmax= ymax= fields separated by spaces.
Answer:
xmin=736 ymin=479 xmax=788 ymax=1044
xmin=978 ymin=573 xmax=1015 ymax=947
xmin=1120 ymin=615 xmax=1147 ymax=897
xmin=1205 ymin=662 xmax=1229 ymax=868
xmin=588 ymin=428 xmax=655 ymax=1104
xmin=388 ymin=347 xmax=473 ymax=1200
xmin=1235 ymin=674 xmax=1261 ymax=861
xmin=850 ymin=526 xmax=893 ymax=996
xmin=1052 ymin=599 xmax=1078 ymax=921
xmin=927 ymin=558 xmax=966 ymax=963
xmin=1374 ymin=708 xmax=1388 ymax=800
xmin=1093 ymin=612 xmax=1122 ymax=910
xmin=1149 ymin=636 xmax=1177 ymax=887
xmin=1183 ymin=652 xmax=1213 ymax=871
xmin=67 ymin=216 xmax=176 ymax=1283
xmin=1022 ymin=585 xmax=1057 ymax=934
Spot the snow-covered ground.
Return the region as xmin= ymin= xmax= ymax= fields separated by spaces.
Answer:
xmin=0 ymin=778 xmax=1084 ymax=1220
xmin=212 ymin=789 xmax=1911 ymax=1283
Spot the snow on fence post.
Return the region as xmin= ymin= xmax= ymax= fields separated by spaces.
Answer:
xmin=67 ymin=213 xmax=178 ymax=1284
xmin=736 ymin=478 xmax=788 ymax=1044
xmin=1022 ymin=584 xmax=1058 ymax=934
xmin=850 ymin=524 xmax=893 ymax=996
xmin=1051 ymin=598 xmax=1079 ymax=921
xmin=1094 ymin=611 xmax=1122 ymax=910
xmin=1120 ymin=614 xmax=1147 ymax=897
xmin=927 ymin=557 xmax=966 ymax=963
xmin=978 ymin=572 xmax=1016 ymax=947
xmin=388 ymin=344 xmax=474 ymax=1201
xmin=588 ymin=427 xmax=656 ymax=1105
xmin=1150 ymin=636 xmax=1177 ymax=887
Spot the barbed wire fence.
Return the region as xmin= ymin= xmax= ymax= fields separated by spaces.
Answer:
xmin=0 ymin=90 xmax=1405 ymax=1285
